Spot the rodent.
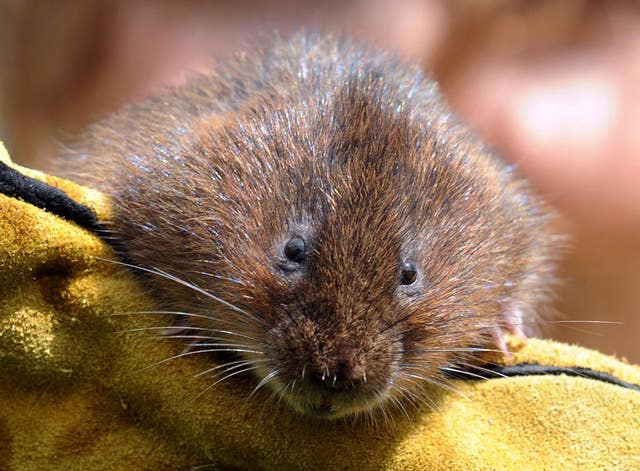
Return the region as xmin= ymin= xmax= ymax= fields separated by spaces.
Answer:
xmin=53 ymin=34 xmax=558 ymax=420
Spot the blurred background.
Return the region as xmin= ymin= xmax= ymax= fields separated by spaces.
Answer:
xmin=1 ymin=0 xmax=638 ymax=362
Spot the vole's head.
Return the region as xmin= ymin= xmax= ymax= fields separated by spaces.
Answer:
xmin=172 ymin=83 xmax=548 ymax=420
xmin=99 ymin=39 xmax=554 ymax=420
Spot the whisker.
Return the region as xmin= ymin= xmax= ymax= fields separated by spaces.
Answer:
xmin=190 ymin=463 xmax=218 ymax=470
xmin=455 ymin=361 xmax=509 ymax=379
xmin=395 ymin=383 xmax=438 ymax=413
xmin=177 ymin=341 xmax=256 ymax=350
xmin=441 ymin=366 xmax=489 ymax=381
xmin=132 ymin=347 xmax=264 ymax=375
xmin=195 ymin=270 xmax=248 ymax=286
xmin=108 ymin=309 xmax=218 ymax=323
xmin=408 ymin=383 xmax=442 ymax=414
xmin=261 ymin=373 xmax=291 ymax=414
xmin=403 ymin=347 xmax=503 ymax=354
xmin=93 ymin=256 xmax=269 ymax=327
xmin=375 ymin=390 xmax=393 ymax=428
xmin=197 ymin=358 xmax=269 ymax=379
xmin=154 ymin=334 xmax=242 ymax=342
xmin=248 ymin=368 xmax=281 ymax=399
xmin=191 ymin=365 xmax=265 ymax=401
xmin=402 ymin=370 xmax=471 ymax=401
xmin=116 ymin=325 xmax=220 ymax=334
xmin=115 ymin=324 xmax=261 ymax=342
xmin=543 ymin=320 xmax=623 ymax=325
xmin=193 ymin=359 xmax=251 ymax=378
xmin=544 ymin=324 xmax=609 ymax=336
xmin=388 ymin=393 xmax=411 ymax=422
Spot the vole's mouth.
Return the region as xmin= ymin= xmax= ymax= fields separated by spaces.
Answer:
xmin=260 ymin=327 xmax=400 ymax=419
xmin=283 ymin=387 xmax=386 ymax=420
xmin=304 ymin=395 xmax=337 ymax=418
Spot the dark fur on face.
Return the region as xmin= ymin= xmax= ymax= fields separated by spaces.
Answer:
xmin=55 ymin=34 xmax=557 ymax=420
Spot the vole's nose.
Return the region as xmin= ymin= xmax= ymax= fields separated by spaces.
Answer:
xmin=307 ymin=359 xmax=365 ymax=392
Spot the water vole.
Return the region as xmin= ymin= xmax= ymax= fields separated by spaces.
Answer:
xmin=55 ymin=34 xmax=558 ymax=420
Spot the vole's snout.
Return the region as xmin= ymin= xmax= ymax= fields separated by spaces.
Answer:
xmin=268 ymin=313 xmax=399 ymax=418
xmin=306 ymin=354 xmax=366 ymax=393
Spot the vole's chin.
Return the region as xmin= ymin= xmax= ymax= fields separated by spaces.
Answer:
xmin=286 ymin=394 xmax=382 ymax=420
xmin=275 ymin=382 xmax=390 ymax=420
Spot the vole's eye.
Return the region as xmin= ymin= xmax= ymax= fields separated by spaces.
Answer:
xmin=400 ymin=262 xmax=417 ymax=285
xmin=284 ymin=236 xmax=305 ymax=262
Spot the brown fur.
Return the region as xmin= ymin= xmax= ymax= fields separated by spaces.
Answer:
xmin=54 ymin=34 xmax=558 ymax=419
